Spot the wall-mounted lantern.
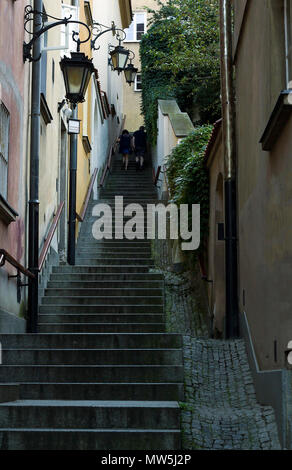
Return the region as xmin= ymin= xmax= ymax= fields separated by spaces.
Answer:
xmin=60 ymin=52 xmax=95 ymax=105
xmin=124 ymin=51 xmax=138 ymax=85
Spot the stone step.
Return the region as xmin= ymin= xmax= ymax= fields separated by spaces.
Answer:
xmin=0 ymin=400 xmax=180 ymax=430
xmin=0 ymin=384 xmax=19 ymax=403
xmin=76 ymin=252 xmax=152 ymax=259
xmin=47 ymin=281 xmax=163 ymax=289
xmin=44 ymin=288 xmax=163 ymax=297
xmin=69 ymin=259 xmax=155 ymax=266
xmin=77 ymin=239 xmax=152 ymax=245
xmin=0 ymin=428 xmax=180 ymax=450
xmin=39 ymin=314 xmax=164 ymax=323
xmin=77 ymin=239 xmax=153 ymax=245
xmin=41 ymin=296 xmax=163 ymax=305
xmin=90 ymin=199 xmax=156 ymax=203
xmin=100 ymin=191 xmax=157 ymax=195
xmin=0 ymin=333 xmax=182 ymax=349
xmin=2 ymin=348 xmax=181 ymax=365
xmin=19 ymin=382 xmax=184 ymax=401
xmin=52 ymin=266 xmax=154 ymax=273
xmin=49 ymin=274 xmax=163 ymax=282
xmin=38 ymin=324 xmax=165 ymax=333
xmin=0 ymin=365 xmax=183 ymax=383
xmin=39 ymin=305 xmax=164 ymax=313
xmin=76 ymin=243 xmax=152 ymax=249
xmin=98 ymin=197 xmax=158 ymax=202
xmin=88 ymin=204 xmax=156 ymax=210
xmin=77 ymin=247 xmax=151 ymax=253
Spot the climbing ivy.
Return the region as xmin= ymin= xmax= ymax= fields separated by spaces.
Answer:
xmin=166 ymin=125 xmax=212 ymax=247
xmin=140 ymin=0 xmax=221 ymax=144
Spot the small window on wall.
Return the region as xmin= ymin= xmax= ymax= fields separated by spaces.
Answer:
xmin=124 ymin=13 xmax=146 ymax=41
xmin=0 ymin=102 xmax=10 ymax=200
xmin=134 ymin=74 xmax=142 ymax=92
xmin=60 ymin=4 xmax=79 ymax=56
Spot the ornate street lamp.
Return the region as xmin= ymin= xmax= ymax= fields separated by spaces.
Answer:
xmin=110 ymin=42 xmax=130 ymax=74
xmin=124 ymin=51 xmax=138 ymax=86
xmin=91 ymin=23 xmax=129 ymax=74
xmin=60 ymin=52 xmax=95 ymax=105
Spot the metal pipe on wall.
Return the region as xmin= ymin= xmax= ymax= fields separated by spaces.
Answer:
xmin=67 ymin=106 xmax=78 ymax=266
xmin=219 ymin=0 xmax=239 ymax=339
xmin=27 ymin=0 xmax=43 ymax=333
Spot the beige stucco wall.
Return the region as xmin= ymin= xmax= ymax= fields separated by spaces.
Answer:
xmin=206 ymin=128 xmax=225 ymax=337
xmin=234 ymin=0 xmax=292 ymax=369
xmin=91 ymin=0 xmax=132 ymax=184
xmin=76 ymin=0 xmax=93 ymax=235
xmin=39 ymin=0 xmax=71 ymax=253
xmin=123 ymin=0 xmax=165 ymax=132
xmin=153 ymin=99 xmax=194 ymax=199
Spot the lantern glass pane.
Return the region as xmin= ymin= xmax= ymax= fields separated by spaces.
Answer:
xmin=124 ymin=68 xmax=131 ymax=82
xmin=66 ymin=66 xmax=84 ymax=94
xmin=118 ymin=51 xmax=128 ymax=70
xmin=111 ymin=52 xmax=118 ymax=69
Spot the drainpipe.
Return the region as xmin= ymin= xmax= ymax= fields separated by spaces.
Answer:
xmin=27 ymin=0 xmax=43 ymax=333
xmin=219 ymin=0 xmax=239 ymax=339
xmin=67 ymin=0 xmax=79 ymax=266
xmin=284 ymin=0 xmax=290 ymax=88
xmin=67 ymin=105 xmax=78 ymax=265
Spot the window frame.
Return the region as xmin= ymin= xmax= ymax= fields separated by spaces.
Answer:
xmin=134 ymin=73 xmax=142 ymax=92
xmin=124 ymin=12 xmax=146 ymax=43
xmin=0 ymin=101 xmax=10 ymax=201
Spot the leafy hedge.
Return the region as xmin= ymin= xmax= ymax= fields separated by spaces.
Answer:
xmin=140 ymin=0 xmax=221 ymax=145
xmin=166 ymin=125 xmax=212 ymax=247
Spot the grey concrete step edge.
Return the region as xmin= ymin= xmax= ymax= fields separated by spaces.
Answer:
xmin=18 ymin=382 xmax=184 ymax=401
xmin=0 ymin=401 xmax=180 ymax=429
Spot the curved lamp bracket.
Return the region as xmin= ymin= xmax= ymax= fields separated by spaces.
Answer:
xmin=23 ymin=5 xmax=91 ymax=62
xmin=128 ymin=50 xmax=135 ymax=63
xmin=91 ymin=21 xmax=127 ymax=51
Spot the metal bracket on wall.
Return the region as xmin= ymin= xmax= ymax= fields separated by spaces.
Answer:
xmin=8 ymin=271 xmax=29 ymax=304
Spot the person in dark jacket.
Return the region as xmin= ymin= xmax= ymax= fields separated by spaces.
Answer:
xmin=133 ymin=126 xmax=147 ymax=171
xmin=117 ymin=129 xmax=132 ymax=171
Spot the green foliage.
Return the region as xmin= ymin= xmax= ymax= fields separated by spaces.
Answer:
xmin=166 ymin=125 xmax=212 ymax=246
xmin=140 ymin=0 xmax=221 ymax=144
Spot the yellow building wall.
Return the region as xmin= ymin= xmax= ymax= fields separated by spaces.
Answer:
xmin=123 ymin=0 xmax=166 ymax=132
xmin=76 ymin=0 xmax=93 ymax=238
xmin=39 ymin=0 xmax=69 ymax=248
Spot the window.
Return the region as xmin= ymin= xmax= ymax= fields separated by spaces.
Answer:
xmin=0 ymin=102 xmax=10 ymax=200
xmin=124 ymin=13 xmax=146 ymax=42
xmin=60 ymin=4 xmax=79 ymax=56
xmin=134 ymin=74 xmax=142 ymax=92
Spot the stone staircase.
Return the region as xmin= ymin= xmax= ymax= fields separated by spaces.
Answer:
xmin=0 ymin=156 xmax=184 ymax=450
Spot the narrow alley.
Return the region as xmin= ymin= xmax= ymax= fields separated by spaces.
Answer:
xmin=0 ymin=0 xmax=291 ymax=455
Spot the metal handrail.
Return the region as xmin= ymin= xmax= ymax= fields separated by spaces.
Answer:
xmin=38 ymin=201 xmax=64 ymax=272
xmin=76 ymin=167 xmax=98 ymax=222
xmin=99 ymin=144 xmax=114 ymax=187
xmin=162 ymin=165 xmax=169 ymax=193
xmin=153 ymin=165 xmax=161 ymax=186
xmin=0 ymin=249 xmax=35 ymax=279
xmin=99 ymin=115 xmax=126 ymax=187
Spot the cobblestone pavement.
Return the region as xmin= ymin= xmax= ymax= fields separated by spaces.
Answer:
xmin=182 ymin=337 xmax=281 ymax=450
xmin=150 ymin=266 xmax=281 ymax=450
